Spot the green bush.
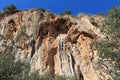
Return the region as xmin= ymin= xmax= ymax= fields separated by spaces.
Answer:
xmin=61 ymin=10 xmax=71 ymax=15
xmin=0 ymin=54 xmax=24 ymax=80
xmin=3 ymin=4 xmax=19 ymax=14
xmin=37 ymin=8 xmax=46 ymax=12
xmin=0 ymin=53 xmax=41 ymax=80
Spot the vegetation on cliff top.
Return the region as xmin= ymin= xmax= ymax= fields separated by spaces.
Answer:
xmin=3 ymin=4 xmax=19 ymax=14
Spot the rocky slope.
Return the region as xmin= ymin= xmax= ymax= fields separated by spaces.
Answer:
xmin=0 ymin=9 xmax=112 ymax=80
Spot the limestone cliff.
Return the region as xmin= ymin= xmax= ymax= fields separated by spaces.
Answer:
xmin=0 ymin=9 xmax=112 ymax=80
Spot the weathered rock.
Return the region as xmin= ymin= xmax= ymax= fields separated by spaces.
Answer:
xmin=0 ymin=10 xmax=112 ymax=80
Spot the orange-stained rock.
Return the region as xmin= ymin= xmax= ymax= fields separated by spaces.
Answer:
xmin=0 ymin=10 xmax=112 ymax=80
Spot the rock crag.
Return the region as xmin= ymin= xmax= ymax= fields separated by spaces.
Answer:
xmin=0 ymin=10 xmax=112 ymax=80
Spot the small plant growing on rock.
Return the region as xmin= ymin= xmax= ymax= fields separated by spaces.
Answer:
xmin=3 ymin=4 xmax=19 ymax=14
xmin=37 ymin=8 xmax=46 ymax=12
xmin=61 ymin=10 xmax=71 ymax=15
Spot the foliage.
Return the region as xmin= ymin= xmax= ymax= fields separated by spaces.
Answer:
xmin=3 ymin=4 xmax=19 ymax=14
xmin=15 ymin=26 xmax=30 ymax=43
xmin=61 ymin=10 xmax=71 ymax=15
xmin=90 ymin=17 xmax=98 ymax=27
xmin=0 ymin=53 xmax=40 ymax=80
xmin=0 ymin=53 xmax=81 ymax=80
xmin=105 ymin=6 xmax=120 ymax=70
xmin=36 ymin=74 xmax=82 ymax=80
xmin=96 ymin=12 xmax=105 ymax=16
xmin=94 ymin=6 xmax=120 ymax=79
xmin=0 ymin=34 xmax=7 ymax=40
xmin=37 ymin=8 xmax=46 ymax=12
xmin=0 ymin=53 xmax=28 ymax=80
xmin=106 ymin=6 xmax=120 ymax=36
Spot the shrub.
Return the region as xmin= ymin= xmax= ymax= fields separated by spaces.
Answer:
xmin=3 ymin=4 xmax=19 ymax=14
xmin=0 ymin=54 xmax=24 ymax=80
xmin=37 ymin=8 xmax=46 ymax=12
xmin=0 ymin=53 xmax=41 ymax=80
xmin=61 ymin=10 xmax=71 ymax=15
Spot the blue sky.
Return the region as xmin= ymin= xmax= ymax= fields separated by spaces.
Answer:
xmin=0 ymin=0 xmax=119 ymax=15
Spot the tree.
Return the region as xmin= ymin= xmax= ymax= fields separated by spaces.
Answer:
xmin=61 ymin=10 xmax=71 ymax=15
xmin=37 ymin=8 xmax=46 ymax=12
xmin=3 ymin=4 xmax=19 ymax=14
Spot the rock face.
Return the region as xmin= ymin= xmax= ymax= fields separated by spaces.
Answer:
xmin=0 ymin=10 xmax=111 ymax=80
